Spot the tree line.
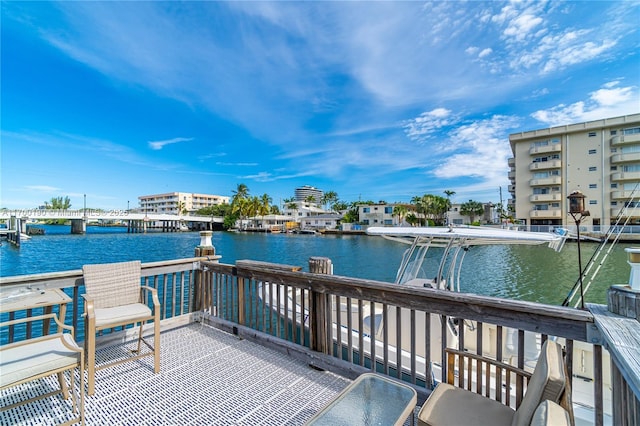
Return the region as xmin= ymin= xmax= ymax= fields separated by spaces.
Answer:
xmin=38 ymin=187 xmax=510 ymax=229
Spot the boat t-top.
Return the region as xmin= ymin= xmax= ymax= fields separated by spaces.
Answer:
xmin=366 ymin=225 xmax=568 ymax=291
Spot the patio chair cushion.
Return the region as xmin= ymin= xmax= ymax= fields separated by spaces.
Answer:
xmin=511 ymin=340 xmax=565 ymax=426
xmin=0 ymin=334 xmax=81 ymax=387
xmin=94 ymin=303 xmax=152 ymax=328
xmin=529 ymin=400 xmax=571 ymax=426
xmin=417 ymin=382 xmax=515 ymax=426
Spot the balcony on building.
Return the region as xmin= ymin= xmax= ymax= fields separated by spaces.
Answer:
xmin=611 ymin=152 xmax=640 ymax=164
xmin=508 ymin=171 xmax=516 ymax=180
xmin=528 ymin=143 xmax=561 ymax=155
xmin=612 ymin=171 xmax=640 ymax=182
xmin=611 ymin=133 xmax=640 ymax=145
xmin=611 ymin=206 xmax=640 ymax=218
xmin=508 ymin=157 xmax=515 ymax=167
xmin=508 ymin=185 xmax=515 ymax=193
xmin=529 ymin=193 xmax=562 ymax=202
xmin=612 ymin=190 xmax=640 ymax=200
xmin=529 ymin=208 xmax=562 ymax=218
xmin=529 ymin=160 xmax=562 ymax=171
xmin=529 ymin=176 xmax=562 ymax=186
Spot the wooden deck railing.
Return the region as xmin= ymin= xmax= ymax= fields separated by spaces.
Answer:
xmin=1 ymin=256 xmax=638 ymax=425
xmin=0 ymin=257 xmax=207 ymax=343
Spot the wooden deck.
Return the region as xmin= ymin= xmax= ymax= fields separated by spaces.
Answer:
xmin=1 ymin=322 xmax=359 ymax=425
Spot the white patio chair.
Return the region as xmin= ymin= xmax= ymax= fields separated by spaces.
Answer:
xmin=82 ymin=260 xmax=160 ymax=395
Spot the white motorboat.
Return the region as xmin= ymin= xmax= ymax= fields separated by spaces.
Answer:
xmin=261 ymin=225 xmax=611 ymax=424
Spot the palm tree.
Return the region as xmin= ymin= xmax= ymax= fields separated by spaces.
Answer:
xmin=321 ymin=191 xmax=338 ymax=212
xmin=287 ymin=201 xmax=299 ymax=225
xmin=304 ymin=195 xmax=316 ymax=207
xmin=44 ymin=196 xmax=72 ymax=210
xmin=393 ymin=205 xmax=408 ymax=226
xmin=231 ymin=183 xmax=250 ymax=229
xmin=259 ymin=193 xmax=272 ymax=227
xmin=176 ymin=201 xmax=186 ymax=216
xmin=443 ymin=190 xmax=455 ymax=225
xmin=460 ymin=200 xmax=485 ymax=224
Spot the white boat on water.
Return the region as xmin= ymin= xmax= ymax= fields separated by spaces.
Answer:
xmin=261 ymin=225 xmax=612 ymax=425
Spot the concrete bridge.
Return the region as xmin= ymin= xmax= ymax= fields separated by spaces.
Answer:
xmin=0 ymin=209 xmax=224 ymax=244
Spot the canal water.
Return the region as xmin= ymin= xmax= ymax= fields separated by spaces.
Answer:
xmin=0 ymin=225 xmax=633 ymax=306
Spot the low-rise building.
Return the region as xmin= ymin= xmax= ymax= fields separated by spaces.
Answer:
xmin=139 ymin=192 xmax=229 ymax=215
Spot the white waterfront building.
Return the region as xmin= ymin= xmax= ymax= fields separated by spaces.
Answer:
xmin=139 ymin=192 xmax=230 ymax=215
xmin=508 ymin=113 xmax=640 ymax=228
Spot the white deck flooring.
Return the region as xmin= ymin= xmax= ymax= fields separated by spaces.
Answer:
xmin=1 ymin=322 xmax=362 ymax=425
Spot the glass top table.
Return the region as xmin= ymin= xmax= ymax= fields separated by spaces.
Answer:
xmin=306 ymin=373 xmax=417 ymax=426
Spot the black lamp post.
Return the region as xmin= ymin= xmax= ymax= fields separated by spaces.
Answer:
xmin=567 ymin=190 xmax=590 ymax=309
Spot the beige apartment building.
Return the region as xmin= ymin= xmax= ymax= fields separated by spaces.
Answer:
xmin=139 ymin=192 xmax=230 ymax=215
xmin=508 ymin=113 xmax=640 ymax=228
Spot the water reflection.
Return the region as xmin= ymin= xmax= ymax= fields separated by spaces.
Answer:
xmin=1 ymin=225 xmax=631 ymax=306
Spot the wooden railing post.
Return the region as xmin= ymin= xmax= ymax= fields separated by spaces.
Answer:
xmin=238 ymin=276 xmax=246 ymax=326
xmin=309 ymin=257 xmax=333 ymax=354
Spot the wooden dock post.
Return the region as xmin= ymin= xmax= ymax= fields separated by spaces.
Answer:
xmin=309 ymin=257 xmax=333 ymax=354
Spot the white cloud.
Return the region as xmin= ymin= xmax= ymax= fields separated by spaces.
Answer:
xmin=404 ymin=108 xmax=458 ymax=142
xmin=532 ymin=81 xmax=639 ymax=126
xmin=431 ymin=115 xmax=520 ymax=186
xmin=148 ymin=137 xmax=193 ymax=150
xmin=478 ymin=48 xmax=493 ymax=58
xmin=503 ymin=14 xmax=543 ymax=42
xmin=25 ymin=185 xmax=61 ymax=192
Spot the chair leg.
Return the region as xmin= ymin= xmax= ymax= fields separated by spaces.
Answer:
xmin=86 ymin=331 xmax=96 ymax=396
xmin=136 ymin=322 xmax=144 ymax=354
xmin=154 ymin=318 xmax=160 ymax=373
xmin=58 ymin=371 xmax=69 ymax=399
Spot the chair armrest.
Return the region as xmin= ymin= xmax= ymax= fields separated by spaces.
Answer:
xmin=1 ymin=312 xmax=72 ymax=331
xmin=141 ymin=285 xmax=161 ymax=310
xmin=0 ymin=313 xmax=77 ymax=345
xmin=82 ymin=293 xmax=96 ymax=321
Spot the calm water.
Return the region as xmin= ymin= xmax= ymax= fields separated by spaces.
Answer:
xmin=0 ymin=225 xmax=633 ymax=305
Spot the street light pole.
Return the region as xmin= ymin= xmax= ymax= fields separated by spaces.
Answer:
xmin=567 ymin=190 xmax=590 ymax=309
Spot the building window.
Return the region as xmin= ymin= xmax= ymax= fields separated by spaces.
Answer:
xmin=385 ymin=207 xmax=393 ymax=214
xmin=623 ymin=127 xmax=640 ymax=135
xmin=588 ymin=166 xmax=597 ymax=171
xmin=589 ymin=200 xmax=597 ymax=205
xmin=611 ymin=183 xmax=618 ymax=188
xmin=363 ymin=207 xmax=370 ymax=213
xmin=611 ymin=130 xmax=617 ymax=135
xmin=588 ymin=132 xmax=597 ymax=137
xmin=611 ymin=166 xmax=618 ymax=171
xmin=589 ymin=184 xmax=597 ymax=189
xmin=588 ymin=149 xmax=597 ymax=154
xmin=611 ymin=201 xmax=618 ymax=206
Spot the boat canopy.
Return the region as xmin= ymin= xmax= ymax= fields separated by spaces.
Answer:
xmin=367 ymin=226 xmax=567 ymax=251
xmin=366 ymin=226 xmax=568 ymax=287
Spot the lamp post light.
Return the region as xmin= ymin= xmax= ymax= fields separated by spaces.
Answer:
xmin=567 ymin=190 xmax=590 ymax=309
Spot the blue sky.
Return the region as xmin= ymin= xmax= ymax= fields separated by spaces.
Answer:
xmin=2 ymin=1 xmax=639 ymax=211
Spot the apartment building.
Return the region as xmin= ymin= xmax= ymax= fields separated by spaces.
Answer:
xmin=294 ymin=185 xmax=324 ymax=203
xmin=508 ymin=113 xmax=640 ymax=227
xmin=358 ymin=204 xmax=395 ymax=226
xmin=139 ymin=192 xmax=230 ymax=215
